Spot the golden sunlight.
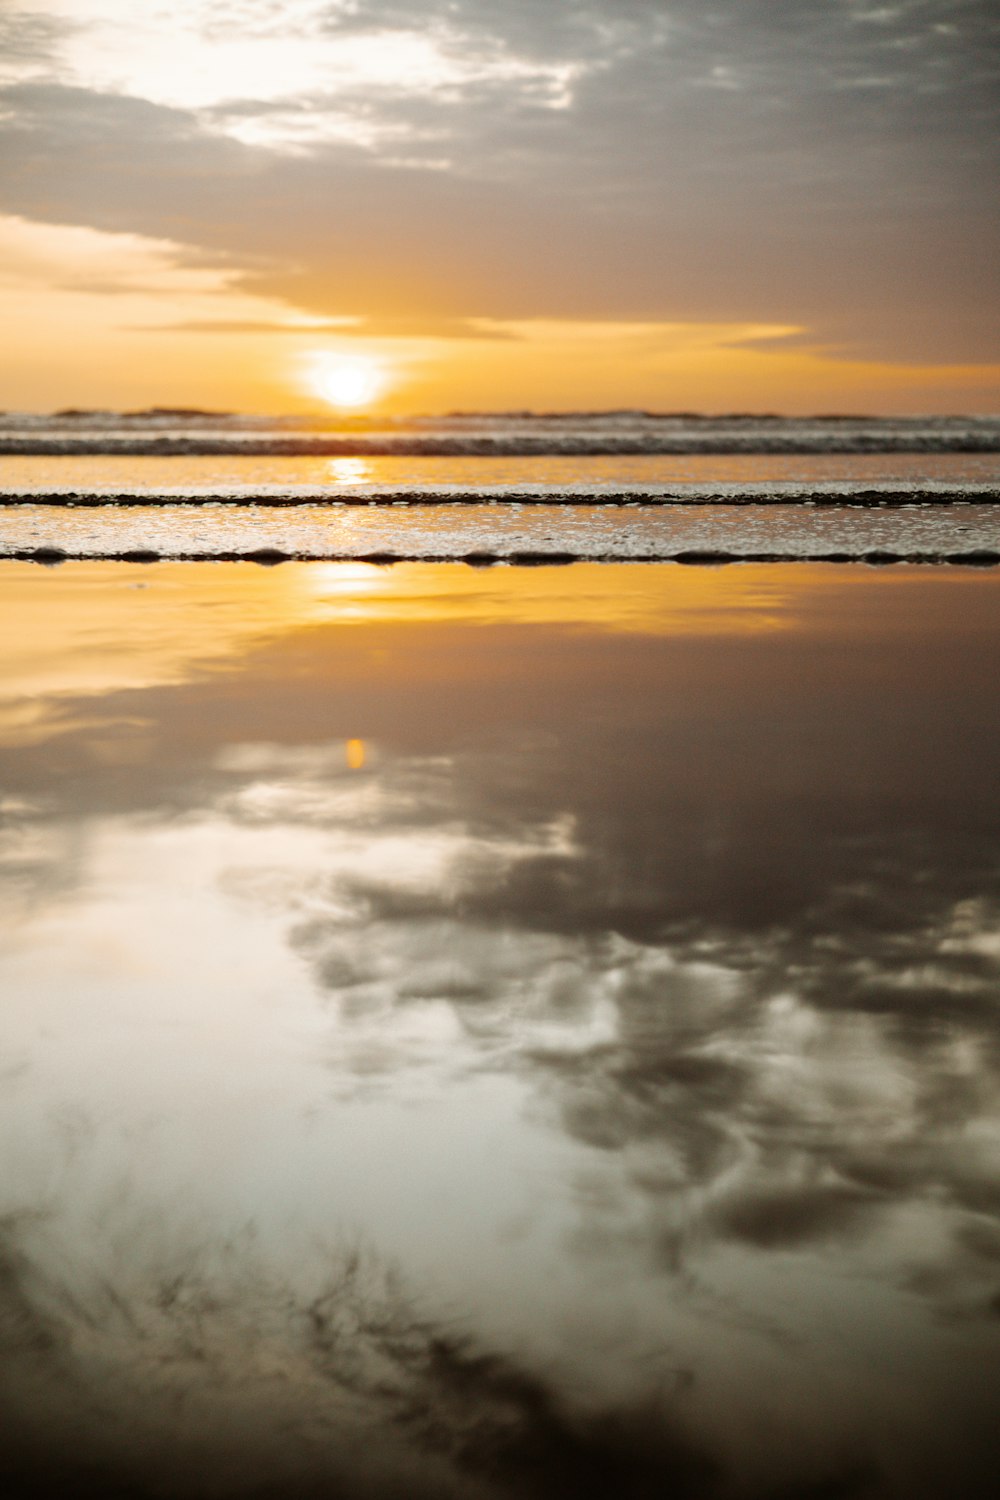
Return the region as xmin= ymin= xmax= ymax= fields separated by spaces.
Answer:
xmin=304 ymin=351 xmax=388 ymax=410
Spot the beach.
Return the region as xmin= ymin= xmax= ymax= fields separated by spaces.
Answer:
xmin=4 ymin=0 xmax=998 ymax=1488
xmin=2 ymin=544 xmax=1000 ymax=1498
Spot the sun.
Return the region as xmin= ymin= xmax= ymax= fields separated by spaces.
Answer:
xmin=304 ymin=352 xmax=388 ymax=410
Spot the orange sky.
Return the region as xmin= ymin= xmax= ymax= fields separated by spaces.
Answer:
xmin=1 ymin=1 xmax=997 ymax=414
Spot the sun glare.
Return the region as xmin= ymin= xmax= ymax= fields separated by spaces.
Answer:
xmin=305 ymin=352 xmax=388 ymax=410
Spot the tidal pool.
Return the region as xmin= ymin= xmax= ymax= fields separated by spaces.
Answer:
xmin=1 ymin=561 xmax=999 ymax=1499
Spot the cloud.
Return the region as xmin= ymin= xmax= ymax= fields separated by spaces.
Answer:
xmin=0 ymin=6 xmax=70 ymax=82
xmin=0 ymin=3 xmax=997 ymax=361
xmin=127 ymin=314 xmax=522 ymax=339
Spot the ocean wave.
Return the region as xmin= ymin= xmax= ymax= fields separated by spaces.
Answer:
xmin=2 ymin=413 xmax=999 ymax=456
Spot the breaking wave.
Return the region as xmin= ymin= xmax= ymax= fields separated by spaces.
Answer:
xmin=3 ymin=411 xmax=1000 ymax=456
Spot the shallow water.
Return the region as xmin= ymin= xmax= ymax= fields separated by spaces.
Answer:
xmin=3 ymin=450 xmax=1000 ymax=491
xmin=2 ymin=499 xmax=998 ymax=562
xmin=4 ymin=449 xmax=998 ymax=564
xmin=2 ymin=561 xmax=999 ymax=1499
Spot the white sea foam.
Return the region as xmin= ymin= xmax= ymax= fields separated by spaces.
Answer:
xmin=2 ymin=501 xmax=997 ymax=563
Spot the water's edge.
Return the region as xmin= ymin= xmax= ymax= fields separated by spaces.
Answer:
xmin=2 ymin=484 xmax=999 ymax=506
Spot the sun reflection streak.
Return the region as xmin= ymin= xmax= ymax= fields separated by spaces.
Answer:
xmin=307 ymin=562 xmax=391 ymax=597
xmin=326 ymin=458 xmax=374 ymax=485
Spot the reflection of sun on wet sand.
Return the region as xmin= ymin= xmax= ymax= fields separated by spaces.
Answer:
xmin=2 ymin=559 xmax=996 ymax=750
xmin=0 ymin=559 xmax=801 ymax=745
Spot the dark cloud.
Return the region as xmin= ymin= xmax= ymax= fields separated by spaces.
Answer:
xmin=0 ymin=2 xmax=997 ymax=360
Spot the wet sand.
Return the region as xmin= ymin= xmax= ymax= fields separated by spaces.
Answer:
xmin=2 ymin=561 xmax=999 ymax=1499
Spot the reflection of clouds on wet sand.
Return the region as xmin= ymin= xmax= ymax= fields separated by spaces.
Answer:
xmin=0 ymin=1218 xmax=713 ymax=1500
xmin=2 ymin=562 xmax=1000 ymax=1496
xmin=291 ymin=871 xmax=1000 ymax=1288
xmin=4 ymin=792 xmax=997 ymax=1493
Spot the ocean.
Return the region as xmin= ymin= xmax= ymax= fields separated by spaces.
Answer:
xmin=2 ymin=410 xmax=1000 ymax=563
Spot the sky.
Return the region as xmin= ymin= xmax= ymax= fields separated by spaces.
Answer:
xmin=0 ymin=0 xmax=998 ymax=413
